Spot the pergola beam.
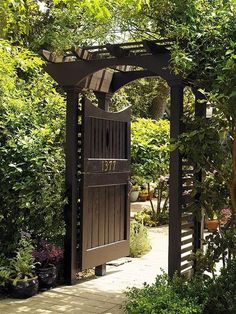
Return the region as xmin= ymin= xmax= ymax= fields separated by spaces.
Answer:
xmin=143 ymin=40 xmax=169 ymax=54
xmin=106 ymin=44 xmax=132 ymax=58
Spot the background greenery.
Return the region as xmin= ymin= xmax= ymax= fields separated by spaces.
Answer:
xmin=0 ymin=40 xmax=66 ymax=256
xmin=131 ymin=118 xmax=170 ymax=183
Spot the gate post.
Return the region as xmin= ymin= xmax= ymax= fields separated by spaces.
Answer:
xmin=193 ymin=88 xmax=206 ymax=259
xmin=168 ymin=80 xmax=183 ymax=277
xmin=64 ymin=86 xmax=80 ymax=285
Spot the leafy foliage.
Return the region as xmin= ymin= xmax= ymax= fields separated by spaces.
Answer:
xmin=0 ymin=40 xmax=66 ymax=255
xmin=131 ymin=118 xmax=170 ymax=182
xmin=123 ymin=260 xmax=236 ymax=314
xmin=123 ymin=273 xmax=203 ymax=314
xmin=110 ymin=77 xmax=170 ymax=120
xmin=130 ymin=221 xmax=151 ymax=257
xmin=134 ymin=207 xmax=169 ymax=227
xmin=0 ymin=0 xmax=149 ymax=52
xmin=9 ymin=233 xmax=36 ymax=284
xmin=176 ymin=112 xmax=231 ymax=218
xmin=192 ymin=223 xmax=236 ymax=278
xmin=33 ymin=241 xmax=63 ymax=268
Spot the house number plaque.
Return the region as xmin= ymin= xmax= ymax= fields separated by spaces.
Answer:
xmin=102 ymin=160 xmax=117 ymax=172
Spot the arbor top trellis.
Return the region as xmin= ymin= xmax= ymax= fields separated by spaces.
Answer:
xmin=42 ymin=39 xmax=180 ymax=93
xmin=42 ymin=39 xmax=172 ymax=62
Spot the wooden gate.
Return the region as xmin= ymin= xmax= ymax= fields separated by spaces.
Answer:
xmin=79 ymin=99 xmax=131 ymax=270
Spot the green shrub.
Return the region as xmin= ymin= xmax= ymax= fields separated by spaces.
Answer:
xmin=131 ymin=118 xmax=169 ymax=182
xmin=129 ymin=221 xmax=151 ymax=257
xmin=0 ymin=40 xmax=66 ymax=255
xmin=123 ymin=260 xmax=236 ymax=314
xmin=134 ymin=208 xmax=169 ymax=227
xmin=204 ymin=259 xmax=236 ymax=314
xmin=123 ymin=273 xmax=203 ymax=314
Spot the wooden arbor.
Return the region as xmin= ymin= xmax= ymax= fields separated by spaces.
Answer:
xmin=43 ymin=40 xmax=206 ymax=284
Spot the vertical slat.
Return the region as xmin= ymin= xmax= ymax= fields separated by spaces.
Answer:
xmin=109 ymin=120 xmax=113 ymax=158
xmin=118 ymin=121 xmax=122 ymax=158
xmin=120 ymin=185 xmax=125 ymax=240
xmin=114 ymin=185 xmax=120 ymax=241
xmin=98 ymin=119 xmax=102 ymax=158
xmin=124 ymin=122 xmax=127 ymax=159
xmin=98 ymin=186 xmax=105 ymax=246
xmin=87 ymin=189 xmax=92 ymax=249
xmin=90 ymin=118 xmax=94 ymax=158
xmin=112 ymin=120 xmax=115 ymax=158
xmin=92 ymin=187 xmax=99 ymax=248
xmin=105 ymin=120 xmax=108 ymax=158
xmin=102 ymin=119 xmax=106 ymax=158
xmin=104 ymin=186 xmax=109 ymax=244
xmin=119 ymin=122 xmax=123 ymax=159
xmin=95 ymin=118 xmax=99 ymax=158
xmin=108 ymin=186 xmax=115 ymax=243
xmin=113 ymin=121 xmax=119 ymax=159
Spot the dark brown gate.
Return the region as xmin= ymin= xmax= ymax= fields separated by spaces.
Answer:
xmin=79 ymin=99 xmax=131 ymax=270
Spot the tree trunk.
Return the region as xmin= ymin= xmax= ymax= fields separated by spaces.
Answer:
xmin=149 ymin=81 xmax=169 ymax=120
xmin=149 ymin=96 xmax=166 ymax=120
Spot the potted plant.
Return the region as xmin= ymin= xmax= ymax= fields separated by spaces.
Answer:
xmin=130 ymin=185 xmax=140 ymax=202
xmin=206 ymin=212 xmax=219 ymax=232
xmin=0 ymin=264 xmax=11 ymax=295
xmin=33 ymin=241 xmax=63 ymax=290
xmin=139 ymin=189 xmax=149 ymax=202
xmin=7 ymin=234 xmax=38 ymax=298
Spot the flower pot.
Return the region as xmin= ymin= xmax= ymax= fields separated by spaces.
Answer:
xmin=130 ymin=190 xmax=139 ymax=202
xmin=9 ymin=277 xmax=38 ymax=299
xmin=139 ymin=194 xmax=148 ymax=202
xmin=206 ymin=219 xmax=219 ymax=232
xmin=36 ymin=265 xmax=57 ymax=290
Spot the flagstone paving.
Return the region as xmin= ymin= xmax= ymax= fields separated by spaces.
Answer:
xmin=0 ymin=226 xmax=168 ymax=314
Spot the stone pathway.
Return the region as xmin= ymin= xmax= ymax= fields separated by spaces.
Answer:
xmin=0 ymin=226 xmax=168 ymax=314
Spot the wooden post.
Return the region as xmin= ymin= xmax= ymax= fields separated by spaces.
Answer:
xmin=193 ymin=88 xmax=206 ymax=259
xmin=64 ymin=87 xmax=80 ymax=285
xmin=95 ymin=264 xmax=107 ymax=276
xmin=168 ymin=80 xmax=183 ymax=277
xmin=95 ymin=92 xmax=113 ymax=111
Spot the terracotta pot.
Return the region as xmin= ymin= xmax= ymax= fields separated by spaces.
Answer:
xmin=36 ymin=265 xmax=57 ymax=291
xmin=9 ymin=277 xmax=38 ymax=299
xmin=139 ymin=194 xmax=148 ymax=202
xmin=206 ymin=219 xmax=219 ymax=232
